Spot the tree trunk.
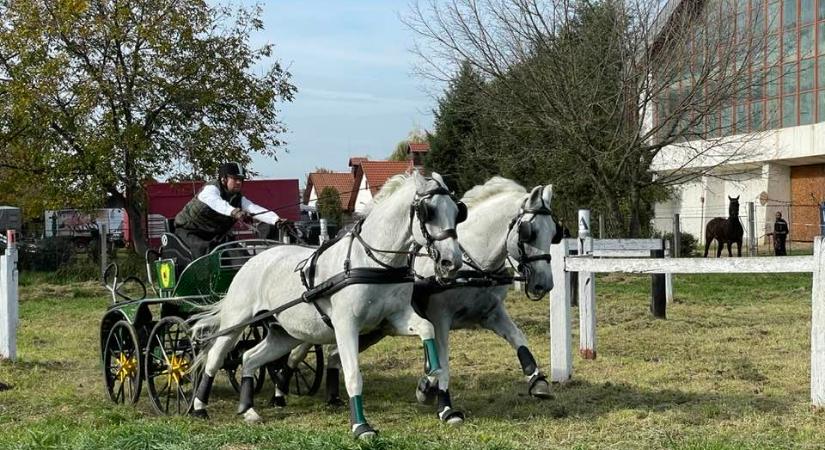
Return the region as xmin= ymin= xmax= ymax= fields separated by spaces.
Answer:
xmin=122 ymin=182 xmax=148 ymax=255
xmin=628 ymin=183 xmax=642 ymax=238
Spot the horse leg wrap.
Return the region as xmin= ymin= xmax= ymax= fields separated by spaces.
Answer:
xmin=423 ymin=339 xmax=441 ymax=375
xmin=349 ymin=394 xmax=367 ymax=426
xmin=325 ymin=368 xmax=343 ymax=406
xmin=195 ymin=374 xmax=214 ymax=405
xmin=237 ymin=376 xmax=255 ymax=414
xmin=269 ymin=366 xmax=293 ymax=408
xmin=517 ymin=346 xmax=538 ymax=376
xmin=436 ymin=389 xmax=465 ymax=423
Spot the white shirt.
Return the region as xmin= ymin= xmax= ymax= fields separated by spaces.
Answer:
xmin=197 ymin=184 xmax=280 ymax=225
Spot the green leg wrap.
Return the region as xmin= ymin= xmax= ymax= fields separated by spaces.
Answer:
xmin=423 ymin=339 xmax=441 ymax=375
xmin=349 ymin=395 xmax=366 ymax=425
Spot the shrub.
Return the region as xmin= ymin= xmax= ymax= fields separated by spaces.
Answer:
xmin=661 ymin=231 xmax=697 ymax=257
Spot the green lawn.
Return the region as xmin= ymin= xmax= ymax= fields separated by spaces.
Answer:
xmin=1 ymin=271 xmax=824 ymax=449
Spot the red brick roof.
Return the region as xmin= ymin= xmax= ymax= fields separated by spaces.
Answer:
xmin=348 ymin=157 xmax=368 ymax=167
xmin=360 ymin=160 xmax=414 ymax=195
xmin=408 ymin=142 xmax=430 ymax=153
xmin=304 ymin=172 xmax=355 ymax=208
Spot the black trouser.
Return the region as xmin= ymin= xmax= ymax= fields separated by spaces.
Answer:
xmin=774 ymin=236 xmax=787 ymax=256
xmin=175 ymin=228 xmax=230 ymax=260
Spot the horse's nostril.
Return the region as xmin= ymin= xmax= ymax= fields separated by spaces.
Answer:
xmin=534 ymin=284 xmax=544 ymax=292
xmin=440 ymin=259 xmax=454 ymax=269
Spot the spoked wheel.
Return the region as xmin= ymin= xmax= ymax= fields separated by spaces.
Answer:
xmin=102 ymin=320 xmax=142 ymax=405
xmin=267 ymin=344 xmax=325 ymax=396
xmin=225 ymin=324 xmax=267 ymax=393
xmin=144 ymin=317 xmax=197 ymax=415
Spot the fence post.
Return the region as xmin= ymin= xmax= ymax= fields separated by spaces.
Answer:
xmin=599 ymin=215 xmax=605 ymax=239
xmin=665 ymin=240 xmax=674 ymax=304
xmin=319 ymin=219 xmax=329 ymax=245
xmin=550 ymin=238 xmax=572 ymax=383
xmin=100 ymin=223 xmax=108 ymax=281
xmin=650 ymin=245 xmax=666 ymax=319
xmin=673 ymin=213 xmax=681 ymax=258
xmin=747 ymin=202 xmax=756 ymax=256
xmin=811 ymin=236 xmax=825 ymax=407
xmin=819 ymin=202 xmax=825 ymax=237
xmin=578 ymin=236 xmax=596 ymax=359
xmin=1 ymin=230 xmax=19 ymax=360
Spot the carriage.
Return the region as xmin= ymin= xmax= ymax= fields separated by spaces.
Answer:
xmin=99 ymin=230 xmax=324 ymax=415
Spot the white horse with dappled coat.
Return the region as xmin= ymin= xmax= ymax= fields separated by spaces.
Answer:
xmin=278 ymin=177 xmax=559 ymax=419
xmin=189 ymin=172 xmax=463 ymax=438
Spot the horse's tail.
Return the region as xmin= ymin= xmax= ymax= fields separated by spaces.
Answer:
xmin=188 ymin=297 xmax=232 ymax=375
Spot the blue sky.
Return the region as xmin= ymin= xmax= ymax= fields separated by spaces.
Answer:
xmin=241 ymin=1 xmax=437 ymax=184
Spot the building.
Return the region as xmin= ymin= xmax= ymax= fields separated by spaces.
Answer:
xmin=303 ymin=171 xmax=355 ymax=212
xmin=348 ymin=158 xmax=414 ymax=215
xmin=652 ymin=0 xmax=825 ymax=243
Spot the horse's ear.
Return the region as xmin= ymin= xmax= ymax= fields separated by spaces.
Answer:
xmin=728 ymin=195 xmax=733 ymax=201
xmin=430 ymin=172 xmax=447 ymax=189
xmin=541 ymin=184 xmax=553 ymax=207
xmin=412 ymin=170 xmax=427 ymax=192
xmin=735 ymin=195 xmax=740 ymax=201
xmin=527 ymin=185 xmax=543 ymax=209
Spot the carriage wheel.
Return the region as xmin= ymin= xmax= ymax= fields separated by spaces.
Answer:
xmin=102 ymin=320 xmax=142 ymax=405
xmin=144 ymin=317 xmax=197 ymax=415
xmin=267 ymin=344 xmax=325 ymax=396
xmin=225 ymin=324 xmax=267 ymax=394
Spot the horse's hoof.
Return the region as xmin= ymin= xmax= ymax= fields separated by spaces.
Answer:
xmin=269 ymin=395 xmax=287 ymax=408
xmin=242 ymin=408 xmax=262 ymax=423
xmin=416 ymin=376 xmax=438 ymax=405
xmin=352 ymin=423 xmax=378 ymax=439
xmin=438 ymin=406 xmax=465 ymax=425
xmin=529 ymin=378 xmax=553 ymax=400
xmin=190 ymin=409 xmax=209 ymax=420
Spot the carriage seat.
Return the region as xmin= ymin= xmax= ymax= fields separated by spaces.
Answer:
xmin=160 ymin=232 xmax=193 ymax=270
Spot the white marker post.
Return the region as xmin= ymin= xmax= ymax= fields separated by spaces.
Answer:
xmin=550 ymin=238 xmax=572 ymax=382
xmin=577 ymin=210 xmax=596 ymax=359
xmin=1 ymin=230 xmax=19 ymax=360
xmin=319 ymin=219 xmax=329 ymax=245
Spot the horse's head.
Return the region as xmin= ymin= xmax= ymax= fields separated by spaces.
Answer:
xmin=728 ymin=195 xmax=740 ymax=217
xmin=507 ymin=184 xmax=558 ymax=300
xmin=411 ymin=171 xmax=464 ymax=281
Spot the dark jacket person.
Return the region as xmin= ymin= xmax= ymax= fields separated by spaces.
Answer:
xmin=769 ymin=211 xmax=789 ymax=256
xmin=175 ymin=162 xmax=280 ymax=258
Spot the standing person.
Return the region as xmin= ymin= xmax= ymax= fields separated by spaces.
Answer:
xmin=174 ymin=162 xmax=281 ymax=259
xmin=768 ymin=211 xmax=789 ymax=256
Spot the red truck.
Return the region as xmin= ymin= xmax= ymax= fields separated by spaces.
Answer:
xmin=136 ymin=179 xmax=301 ymax=247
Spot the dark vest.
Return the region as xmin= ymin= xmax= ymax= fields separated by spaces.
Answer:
xmin=174 ymin=180 xmax=242 ymax=238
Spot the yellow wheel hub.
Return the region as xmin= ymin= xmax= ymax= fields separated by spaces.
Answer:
xmin=163 ymin=353 xmax=190 ymax=386
xmin=116 ymin=352 xmax=138 ymax=383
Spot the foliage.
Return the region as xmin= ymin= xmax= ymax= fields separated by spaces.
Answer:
xmin=659 ymin=231 xmax=698 ymax=257
xmin=0 ymin=1 xmax=296 ymax=252
xmin=388 ymin=128 xmax=427 ymax=162
xmin=316 ymin=186 xmax=343 ymax=227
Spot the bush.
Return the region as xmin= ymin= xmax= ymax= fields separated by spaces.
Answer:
xmin=661 ymin=231 xmax=697 ymax=257
xmin=18 ymin=237 xmax=75 ymax=271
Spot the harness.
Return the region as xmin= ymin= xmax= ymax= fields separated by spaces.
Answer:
xmin=195 ymin=184 xmax=461 ymax=344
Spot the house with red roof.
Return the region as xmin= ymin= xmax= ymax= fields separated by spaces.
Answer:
xmin=407 ymin=142 xmax=429 ymax=169
xmin=303 ymin=171 xmax=355 ymax=212
xmin=348 ymin=158 xmax=414 ymax=215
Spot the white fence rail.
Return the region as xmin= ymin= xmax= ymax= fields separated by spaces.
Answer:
xmin=549 ymin=236 xmax=825 ymax=407
xmin=1 ymin=230 xmax=19 ymax=360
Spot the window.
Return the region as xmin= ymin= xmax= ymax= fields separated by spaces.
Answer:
xmin=769 ymin=1 xmax=782 ymax=32
xmin=768 ymin=98 xmax=781 ymax=127
xmin=782 ymin=94 xmax=797 ymax=126
xmin=800 ymin=92 xmax=814 ymax=124
xmin=820 ymin=57 xmax=825 ymax=88
xmin=784 ymin=30 xmax=797 ymax=61
xmin=736 ymin=103 xmax=748 ymax=131
xmin=751 ymin=100 xmax=765 ymax=129
xmin=819 ymin=91 xmax=825 ymax=121
xmin=722 ymin=106 xmax=734 ymax=133
xmin=819 ymin=23 xmax=825 ymax=55
xmin=801 ymin=26 xmax=814 ymax=58
xmin=767 ymin=66 xmax=782 ymax=96
xmin=820 ymin=0 xmax=825 ymax=20
xmin=783 ymin=0 xmax=797 ymax=29
xmin=801 ymin=58 xmax=815 ymax=90
xmin=801 ymin=0 xmax=814 ymax=23
xmin=783 ymin=61 xmax=798 ymax=93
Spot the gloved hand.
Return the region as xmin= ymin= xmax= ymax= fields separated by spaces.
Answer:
xmin=231 ymin=208 xmax=250 ymax=222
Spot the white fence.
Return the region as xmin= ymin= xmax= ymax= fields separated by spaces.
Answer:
xmin=1 ymin=230 xmax=19 ymax=360
xmin=549 ymin=236 xmax=825 ymax=407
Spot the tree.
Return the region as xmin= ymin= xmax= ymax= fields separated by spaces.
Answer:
xmin=388 ymin=128 xmax=427 ymax=161
xmin=0 ymin=1 xmax=296 ymax=252
xmin=407 ymin=0 xmax=763 ymax=236
xmin=316 ymin=186 xmax=343 ymax=227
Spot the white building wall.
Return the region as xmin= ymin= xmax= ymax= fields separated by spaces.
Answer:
xmin=307 ymin=187 xmax=318 ymax=208
xmin=353 ymin=176 xmax=373 ymax=215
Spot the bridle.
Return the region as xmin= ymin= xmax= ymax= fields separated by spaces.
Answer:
xmin=505 ymin=189 xmax=560 ymax=300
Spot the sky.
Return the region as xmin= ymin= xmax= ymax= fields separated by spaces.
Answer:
xmin=239 ymin=1 xmax=438 ymax=185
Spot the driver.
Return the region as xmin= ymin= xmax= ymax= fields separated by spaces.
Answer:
xmin=174 ymin=162 xmax=280 ymax=258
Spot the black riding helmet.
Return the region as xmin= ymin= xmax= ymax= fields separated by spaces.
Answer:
xmin=219 ymin=162 xmax=247 ymax=180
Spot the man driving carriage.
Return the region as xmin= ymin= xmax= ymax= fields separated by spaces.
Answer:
xmin=174 ymin=162 xmax=281 ymax=259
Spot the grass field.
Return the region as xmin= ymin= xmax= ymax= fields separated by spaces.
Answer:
xmin=1 ymin=270 xmax=824 ymax=449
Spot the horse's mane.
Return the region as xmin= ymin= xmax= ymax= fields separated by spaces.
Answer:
xmin=461 ymin=176 xmax=527 ymax=208
xmin=362 ymin=173 xmax=411 ymax=215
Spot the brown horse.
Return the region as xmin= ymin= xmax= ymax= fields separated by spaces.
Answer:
xmin=704 ymin=195 xmax=744 ymax=257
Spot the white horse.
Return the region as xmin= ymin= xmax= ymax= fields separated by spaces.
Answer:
xmin=189 ymin=171 xmax=463 ymax=438
xmin=279 ymin=177 xmax=559 ymax=421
